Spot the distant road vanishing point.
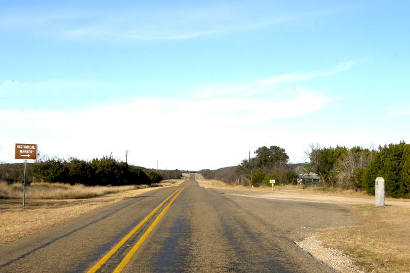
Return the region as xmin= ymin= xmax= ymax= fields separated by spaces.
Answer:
xmin=0 ymin=175 xmax=351 ymax=273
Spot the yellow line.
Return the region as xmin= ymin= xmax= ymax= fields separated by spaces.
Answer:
xmin=113 ymin=187 xmax=185 ymax=273
xmin=86 ymin=188 xmax=180 ymax=273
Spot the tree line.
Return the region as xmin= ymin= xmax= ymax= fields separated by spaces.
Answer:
xmin=0 ymin=156 xmax=182 ymax=186
xmin=237 ymin=145 xmax=298 ymax=186
xmin=200 ymin=142 xmax=409 ymax=198
xmin=201 ymin=145 xmax=298 ymax=187
xmin=308 ymin=142 xmax=409 ymax=197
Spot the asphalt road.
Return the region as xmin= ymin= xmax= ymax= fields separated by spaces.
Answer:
xmin=0 ymin=175 xmax=352 ymax=273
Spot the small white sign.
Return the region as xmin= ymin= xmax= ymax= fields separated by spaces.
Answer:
xmin=269 ymin=179 xmax=276 ymax=184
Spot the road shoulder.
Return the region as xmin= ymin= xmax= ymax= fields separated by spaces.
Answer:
xmin=196 ymin=175 xmax=410 ymax=273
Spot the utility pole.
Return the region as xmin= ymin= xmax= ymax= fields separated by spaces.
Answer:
xmin=125 ymin=150 xmax=128 ymax=164
xmin=249 ymin=150 xmax=252 ymax=187
xmin=156 ymin=160 xmax=158 ymax=171
xmin=33 ymin=151 xmax=39 ymax=183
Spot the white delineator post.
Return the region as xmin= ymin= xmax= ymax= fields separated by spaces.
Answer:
xmin=270 ymin=179 xmax=275 ymax=191
xmin=375 ymin=177 xmax=385 ymax=207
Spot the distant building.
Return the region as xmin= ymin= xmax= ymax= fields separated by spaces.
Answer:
xmin=298 ymin=172 xmax=320 ymax=184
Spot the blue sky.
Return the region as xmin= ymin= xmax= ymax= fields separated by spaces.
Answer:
xmin=0 ymin=0 xmax=409 ymax=170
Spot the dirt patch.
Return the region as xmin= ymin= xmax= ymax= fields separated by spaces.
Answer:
xmin=0 ymin=178 xmax=184 ymax=245
xmin=195 ymin=174 xmax=251 ymax=191
xmin=152 ymin=177 xmax=185 ymax=188
xmin=318 ymin=205 xmax=410 ymax=273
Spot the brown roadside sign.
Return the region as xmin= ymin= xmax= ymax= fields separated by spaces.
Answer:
xmin=15 ymin=143 xmax=37 ymax=160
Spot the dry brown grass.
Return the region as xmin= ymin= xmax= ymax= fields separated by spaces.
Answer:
xmin=0 ymin=187 xmax=158 ymax=245
xmin=272 ymin=184 xmax=370 ymax=197
xmin=0 ymin=181 xmax=141 ymax=199
xmin=319 ymin=205 xmax=410 ymax=273
xmin=195 ymin=174 xmax=251 ymax=190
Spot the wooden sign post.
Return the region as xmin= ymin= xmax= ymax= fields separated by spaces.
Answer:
xmin=15 ymin=144 xmax=38 ymax=207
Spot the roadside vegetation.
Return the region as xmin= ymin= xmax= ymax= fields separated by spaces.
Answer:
xmin=0 ymin=156 xmax=182 ymax=188
xmin=201 ymin=145 xmax=298 ymax=187
xmin=200 ymin=141 xmax=410 ymax=198
xmin=308 ymin=142 xmax=409 ymax=198
xmin=0 ymin=182 xmax=141 ymax=199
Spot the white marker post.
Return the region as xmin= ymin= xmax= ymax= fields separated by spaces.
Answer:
xmin=375 ymin=177 xmax=385 ymax=207
xmin=270 ymin=179 xmax=276 ymax=191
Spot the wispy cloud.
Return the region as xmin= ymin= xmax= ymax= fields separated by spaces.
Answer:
xmin=60 ymin=13 xmax=298 ymax=41
xmin=195 ymin=61 xmax=356 ymax=98
xmin=388 ymin=107 xmax=410 ymax=116
xmin=0 ymin=61 xmax=354 ymax=104
xmin=0 ymin=79 xmax=102 ymax=91
xmin=0 ymin=4 xmax=336 ymax=42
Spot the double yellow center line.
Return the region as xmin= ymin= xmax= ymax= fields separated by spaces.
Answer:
xmin=87 ymin=187 xmax=185 ymax=273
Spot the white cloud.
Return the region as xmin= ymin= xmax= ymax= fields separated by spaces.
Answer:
xmin=0 ymin=62 xmax=363 ymax=169
xmin=0 ymin=91 xmax=331 ymax=170
xmin=2 ymin=58 xmax=369 ymax=169
xmin=1 ymin=90 xmax=406 ymax=170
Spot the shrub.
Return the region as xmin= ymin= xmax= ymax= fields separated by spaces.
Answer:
xmin=349 ymin=168 xmax=365 ymax=191
xmin=157 ymin=169 xmax=183 ymax=180
xmin=362 ymin=143 xmax=410 ymax=198
xmin=147 ymin=171 xmax=163 ymax=183
xmin=251 ymin=169 xmax=265 ymax=186
xmin=32 ymin=157 xmax=152 ymax=186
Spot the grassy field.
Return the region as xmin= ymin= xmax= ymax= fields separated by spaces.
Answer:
xmin=0 ymin=181 xmax=142 ymax=199
xmin=319 ymin=205 xmax=410 ymax=273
